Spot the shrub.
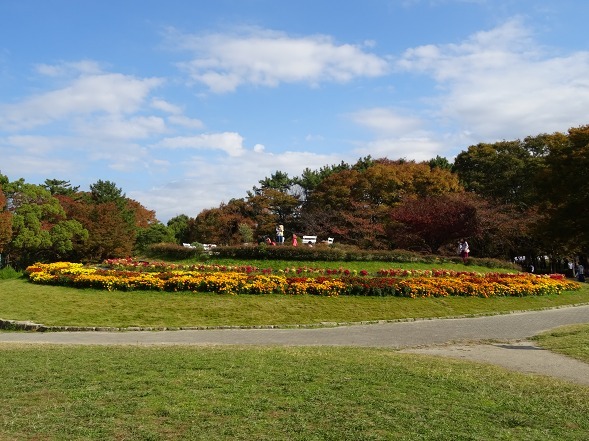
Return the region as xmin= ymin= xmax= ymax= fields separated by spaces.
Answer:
xmin=0 ymin=265 xmax=22 ymax=280
xmin=214 ymin=244 xmax=347 ymax=261
xmin=211 ymin=244 xmax=518 ymax=269
xmin=144 ymin=243 xmax=205 ymax=260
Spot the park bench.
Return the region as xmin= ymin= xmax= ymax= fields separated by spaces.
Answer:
xmin=301 ymin=236 xmax=334 ymax=245
xmin=183 ymin=243 xmax=217 ymax=252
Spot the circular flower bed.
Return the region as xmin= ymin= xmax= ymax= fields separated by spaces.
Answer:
xmin=24 ymin=260 xmax=579 ymax=298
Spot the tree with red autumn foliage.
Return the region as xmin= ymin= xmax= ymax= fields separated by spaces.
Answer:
xmin=303 ymin=160 xmax=462 ymax=248
xmin=389 ymin=193 xmax=478 ymax=253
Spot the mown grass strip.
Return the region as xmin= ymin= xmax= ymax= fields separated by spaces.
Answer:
xmin=0 ymin=345 xmax=587 ymax=441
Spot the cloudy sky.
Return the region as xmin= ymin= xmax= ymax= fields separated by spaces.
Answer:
xmin=1 ymin=0 xmax=588 ymax=222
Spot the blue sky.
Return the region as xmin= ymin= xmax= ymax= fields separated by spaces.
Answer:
xmin=1 ymin=0 xmax=588 ymax=222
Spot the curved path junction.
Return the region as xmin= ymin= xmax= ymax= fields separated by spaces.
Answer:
xmin=2 ymin=305 xmax=589 ymax=385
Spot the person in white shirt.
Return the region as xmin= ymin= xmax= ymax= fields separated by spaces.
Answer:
xmin=458 ymin=238 xmax=470 ymax=263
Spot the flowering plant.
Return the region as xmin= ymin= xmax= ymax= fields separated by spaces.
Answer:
xmin=25 ymin=261 xmax=579 ymax=298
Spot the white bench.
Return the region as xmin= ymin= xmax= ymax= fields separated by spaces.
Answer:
xmin=302 ymin=235 xmax=317 ymax=244
xmin=327 ymin=237 xmax=334 ymax=245
xmin=183 ymin=243 xmax=217 ymax=251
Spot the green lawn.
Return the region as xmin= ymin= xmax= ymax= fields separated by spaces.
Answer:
xmin=0 ymin=345 xmax=588 ymax=440
xmin=534 ymin=324 xmax=589 ymax=363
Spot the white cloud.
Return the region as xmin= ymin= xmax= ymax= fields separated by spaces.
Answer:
xmin=0 ymin=72 xmax=163 ymax=130
xmin=104 ymin=145 xmax=151 ymax=172
xmin=1 ymin=154 xmax=75 ymax=177
xmin=34 ymin=60 xmax=103 ymax=77
xmin=157 ymin=132 xmax=247 ymax=157
xmin=348 ymin=108 xmax=424 ymax=136
xmin=354 ymin=137 xmax=444 ymax=162
xmin=396 ymin=19 xmax=589 ymax=139
xmin=74 ymin=115 xmax=167 ymax=140
xmin=305 ymin=134 xmax=325 ymax=142
xmin=133 ymin=147 xmax=344 ymax=222
xmin=1 ymin=135 xmax=63 ymax=155
xmin=169 ymin=27 xmax=390 ymax=93
xmin=167 ymin=114 xmax=205 ymax=129
xmin=1 ymin=132 xmax=155 ymax=178
xmin=151 ymin=98 xmax=183 ymax=114
xmin=397 ymin=19 xmax=537 ymax=81
xmin=0 ymin=137 xmax=78 ymax=177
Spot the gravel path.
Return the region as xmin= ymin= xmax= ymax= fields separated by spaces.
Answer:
xmin=2 ymin=304 xmax=589 ymax=385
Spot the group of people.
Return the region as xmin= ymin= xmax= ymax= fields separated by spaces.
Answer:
xmin=265 ymin=225 xmax=298 ymax=247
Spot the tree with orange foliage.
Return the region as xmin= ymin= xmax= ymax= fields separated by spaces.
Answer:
xmin=190 ymin=198 xmax=256 ymax=245
xmin=302 ymin=159 xmax=463 ymax=249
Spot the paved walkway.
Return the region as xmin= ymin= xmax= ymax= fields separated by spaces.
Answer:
xmin=2 ymin=305 xmax=589 ymax=385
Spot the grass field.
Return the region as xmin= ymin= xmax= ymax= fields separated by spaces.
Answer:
xmin=1 ymin=260 xmax=588 ymax=440
xmin=1 ymin=344 xmax=588 ymax=440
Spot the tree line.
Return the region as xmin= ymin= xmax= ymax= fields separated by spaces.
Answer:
xmin=1 ymin=124 xmax=588 ymax=269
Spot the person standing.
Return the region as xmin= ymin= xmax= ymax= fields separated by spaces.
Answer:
xmin=276 ymin=224 xmax=284 ymax=244
xmin=292 ymin=234 xmax=298 ymax=247
xmin=577 ymin=262 xmax=585 ymax=282
xmin=458 ymin=238 xmax=470 ymax=263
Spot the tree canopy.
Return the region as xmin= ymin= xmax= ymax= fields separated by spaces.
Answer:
xmin=2 ymin=124 xmax=588 ymax=267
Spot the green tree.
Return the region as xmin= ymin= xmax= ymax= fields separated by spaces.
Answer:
xmin=89 ymin=180 xmax=125 ymax=203
xmin=43 ymin=179 xmax=80 ymax=196
xmin=238 ymin=223 xmax=254 ymax=243
xmin=538 ymin=125 xmax=589 ymax=254
xmin=248 ymin=188 xmax=300 ymax=230
xmin=252 ymin=171 xmax=293 ymax=195
xmin=293 ymin=158 xmax=372 ymax=201
xmin=453 ymin=140 xmax=543 ymax=208
xmin=1 ymin=179 xmax=88 ymax=267
xmin=167 ymin=214 xmax=191 ymax=244
xmin=428 ymin=155 xmax=453 ymax=170
xmin=135 ymin=222 xmax=176 ymax=252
